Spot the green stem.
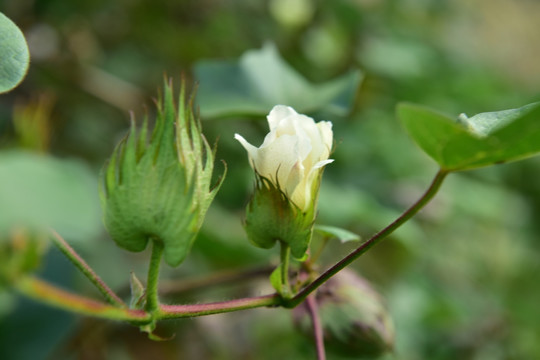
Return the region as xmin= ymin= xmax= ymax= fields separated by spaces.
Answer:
xmin=280 ymin=242 xmax=291 ymax=299
xmin=14 ymin=275 xmax=279 ymax=322
xmin=159 ymin=294 xmax=281 ymax=319
xmin=285 ymin=169 xmax=449 ymax=308
xmin=50 ymin=230 xmax=126 ymax=307
xmin=14 ymin=276 xmax=149 ymax=323
xmin=146 ymin=240 xmax=164 ymax=314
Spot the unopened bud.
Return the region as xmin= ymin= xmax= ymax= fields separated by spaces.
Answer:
xmin=293 ymin=269 xmax=394 ymax=357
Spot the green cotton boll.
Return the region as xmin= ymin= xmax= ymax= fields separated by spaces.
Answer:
xmin=293 ymin=269 xmax=395 ymax=357
xmin=244 ymin=176 xmax=314 ymax=259
xmin=99 ymin=80 xmax=225 ymax=267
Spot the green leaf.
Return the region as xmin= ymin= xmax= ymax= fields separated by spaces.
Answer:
xmin=0 ymin=151 xmax=101 ymax=242
xmin=269 ymin=265 xmax=283 ymax=294
xmin=314 ymin=224 xmax=361 ymax=243
xmin=195 ymin=43 xmax=362 ymax=118
xmin=0 ymin=12 xmax=30 ymax=93
xmin=397 ymin=102 xmax=540 ymax=171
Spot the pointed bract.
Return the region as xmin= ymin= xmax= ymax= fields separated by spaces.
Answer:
xmin=99 ymin=80 xmax=225 ymax=267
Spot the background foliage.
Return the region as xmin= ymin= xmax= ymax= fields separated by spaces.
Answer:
xmin=1 ymin=0 xmax=540 ymax=359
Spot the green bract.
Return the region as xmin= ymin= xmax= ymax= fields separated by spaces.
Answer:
xmin=244 ymin=175 xmax=317 ymax=259
xmin=99 ymin=81 xmax=225 ymax=267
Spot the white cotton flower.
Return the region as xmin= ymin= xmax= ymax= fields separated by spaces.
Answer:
xmin=235 ymin=105 xmax=333 ymax=211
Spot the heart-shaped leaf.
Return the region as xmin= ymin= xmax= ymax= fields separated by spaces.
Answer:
xmin=0 ymin=12 xmax=30 ymax=93
xmin=195 ymin=43 xmax=362 ymax=119
xmin=397 ymin=102 xmax=540 ymax=171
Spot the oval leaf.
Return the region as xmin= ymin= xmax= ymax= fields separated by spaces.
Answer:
xmin=314 ymin=224 xmax=361 ymax=243
xmin=0 ymin=12 xmax=30 ymax=93
xmin=398 ymin=102 xmax=540 ymax=171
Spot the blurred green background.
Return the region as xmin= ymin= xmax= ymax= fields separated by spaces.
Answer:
xmin=1 ymin=0 xmax=540 ymax=359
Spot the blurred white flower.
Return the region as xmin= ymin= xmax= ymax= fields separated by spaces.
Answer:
xmin=235 ymin=105 xmax=333 ymax=211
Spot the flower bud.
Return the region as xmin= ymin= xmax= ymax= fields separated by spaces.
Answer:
xmin=293 ymin=269 xmax=395 ymax=357
xmin=99 ymin=80 xmax=224 ymax=267
xmin=235 ymin=106 xmax=333 ymax=258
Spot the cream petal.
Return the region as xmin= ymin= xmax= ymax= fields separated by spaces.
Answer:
xmin=290 ymin=117 xmax=312 ymax=162
xmin=267 ymin=105 xmax=298 ymax=130
xmin=234 ymin=134 xmax=259 ymax=164
xmin=297 ymin=115 xmax=321 ymax=134
xmin=253 ymin=134 xmax=303 ymax=190
xmin=291 ymin=172 xmax=313 ymax=211
xmin=295 ymin=159 xmax=333 ymax=211
xmin=237 ymin=105 xmax=333 ymax=212
xmin=290 ymin=185 xmax=307 ymax=210
xmin=312 ymin=159 xmax=334 ymax=170
xmin=294 ymin=115 xmax=324 ymax=170
xmin=293 ymin=159 xmax=333 ymax=211
xmin=283 ymin=160 xmax=305 ymax=207
xmin=317 ymin=121 xmax=333 ymax=153
xmin=259 ymin=126 xmax=279 ymax=148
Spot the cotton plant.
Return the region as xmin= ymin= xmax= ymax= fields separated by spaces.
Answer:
xmin=3 ymin=56 xmax=540 ymax=358
xmin=4 ymin=7 xmax=540 ymax=359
